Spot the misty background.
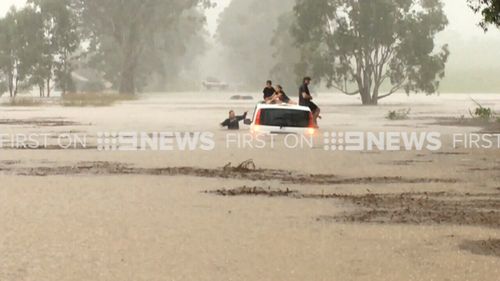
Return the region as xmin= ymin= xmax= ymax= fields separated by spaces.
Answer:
xmin=0 ymin=0 xmax=499 ymax=94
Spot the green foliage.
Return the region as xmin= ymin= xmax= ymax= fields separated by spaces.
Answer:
xmin=469 ymin=99 xmax=495 ymax=121
xmin=271 ymin=12 xmax=302 ymax=91
xmin=0 ymin=7 xmax=42 ymax=97
xmin=468 ymin=0 xmax=500 ymax=30
xmin=292 ymin=0 xmax=450 ymax=105
xmin=2 ymin=97 xmax=45 ymax=107
xmin=61 ymin=92 xmax=136 ymax=107
xmin=76 ymin=0 xmax=212 ymax=95
xmin=0 ymin=78 xmax=7 ymax=95
xmin=0 ymin=1 xmax=80 ymax=97
xmin=0 ymin=0 xmax=209 ymax=96
xmin=28 ymin=0 xmax=81 ymax=96
xmin=386 ymin=108 xmax=411 ymax=120
xmin=217 ymin=0 xmax=295 ymax=89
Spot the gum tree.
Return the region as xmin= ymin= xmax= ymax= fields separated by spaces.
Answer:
xmin=468 ymin=0 xmax=500 ymax=30
xmin=292 ymin=0 xmax=450 ymax=105
xmin=75 ymin=0 xmax=211 ymax=95
xmin=0 ymin=7 xmax=43 ymax=97
xmin=28 ymin=0 xmax=81 ymax=96
xmin=0 ymin=10 xmax=18 ymax=97
xmin=216 ymin=0 xmax=295 ymax=89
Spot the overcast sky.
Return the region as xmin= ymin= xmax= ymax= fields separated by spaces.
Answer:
xmin=0 ymin=0 xmax=498 ymax=38
xmin=0 ymin=0 xmax=26 ymax=16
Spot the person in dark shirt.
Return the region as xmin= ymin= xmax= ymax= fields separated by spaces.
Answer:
xmin=263 ymin=80 xmax=276 ymax=102
xmin=299 ymin=77 xmax=321 ymax=127
xmin=221 ymin=110 xmax=248 ymax=130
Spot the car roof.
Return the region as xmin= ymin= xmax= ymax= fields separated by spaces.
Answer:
xmin=255 ymin=103 xmax=311 ymax=111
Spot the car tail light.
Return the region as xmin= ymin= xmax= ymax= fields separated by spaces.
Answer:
xmin=307 ymin=112 xmax=316 ymax=135
xmin=255 ymin=109 xmax=262 ymax=125
xmin=308 ymin=112 xmax=315 ymax=128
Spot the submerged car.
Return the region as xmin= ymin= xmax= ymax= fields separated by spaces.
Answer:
xmin=246 ymin=103 xmax=316 ymax=135
xmin=202 ymin=77 xmax=229 ymax=91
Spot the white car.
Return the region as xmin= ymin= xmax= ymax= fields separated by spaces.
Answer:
xmin=246 ymin=103 xmax=316 ymax=135
xmin=202 ymin=78 xmax=229 ymax=91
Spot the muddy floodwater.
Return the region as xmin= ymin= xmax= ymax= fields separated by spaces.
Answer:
xmin=0 ymin=92 xmax=499 ymax=281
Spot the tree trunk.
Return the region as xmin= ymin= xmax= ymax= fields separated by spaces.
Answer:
xmin=359 ymin=87 xmax=375 ymax=105
xmin=8 ymin=73 xmax=14 ymax=97
xmin=61 ymin=75 xmax=67 ymax=96
xmin=46 ymin=78 xmax=51 ymax=98
xmin=370 ymin=89 xmax=379 ymax=105
xmin=13 ymin=77 xmax=18 ymax=97
xmin=61 ymin=58 xmax=68 ymax=95
xmin=39 ymin=85 xmax=44 ymax=97
xmin=119 ymin=66 xmax=136 ymax=95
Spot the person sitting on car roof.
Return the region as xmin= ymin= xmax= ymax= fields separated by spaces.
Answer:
xmin=265 ymin=84 xmax=295 ymax=105
xmin=263 ymin=80 xmax=276 ymax=103
xmin=274 ymin=85 xmax=296 ymax=105
xmin=299 ymin=76 xmax=321 ymax=127
xmin=220 ymin=110 xmax=248 ymax=130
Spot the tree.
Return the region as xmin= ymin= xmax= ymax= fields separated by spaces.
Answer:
xmin=270 ymin=12 xmax=302 ymax=91
xmin=0 ymin=77 xmax=7 ymax=96
xmin=292 ymin=0 xmax=450 ymax=105
xmin=0 ymin=3 xmax=77 ymax=98
xmin=0 ymin=10 xmax=18 ymax=97
xmin=0 ymin=7 xmax=44 ymax=97
xmin=468 ymin=0 xmax=500 ymax=30
xmin=216 ymin=0 xmax=295 ymax=89
xmin=28 ymin=0 xmax=81 ymax=97
xmin=134 ymin=7 xmax=210 ymax=92
xmin=75 ymin=0 xmax=211 ymax=95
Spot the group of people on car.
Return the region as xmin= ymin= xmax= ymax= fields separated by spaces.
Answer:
xmin=221 ymin=76 xmax=321 ymax=130
xmin=262 ymin=81 xmax=295 ymax=105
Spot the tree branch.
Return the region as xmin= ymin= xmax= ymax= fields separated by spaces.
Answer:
xmin=377 ymin=80 xmax=405 ymax=100
xmin=329 ymin=82 xmax=360 ymax=96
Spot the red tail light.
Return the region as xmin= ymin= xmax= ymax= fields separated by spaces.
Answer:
xmin=307 ymin=112 xmax=316 ymax=135
xmin=255 ymin=109 xmax=262 ymax=125
xmin=308 ymin=112 xmax=315 ymax=128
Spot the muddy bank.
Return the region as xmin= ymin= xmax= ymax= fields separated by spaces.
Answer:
xmin=460 ymin=239 xmax=500 ymax=258
xmin=207 ymin=186 xmax=298 ymax=197
xmin=208 ymin=187 xmax=500 ymax=229
xmin=432 ymin=117 xmax=500 ymax=133
xmin=0 ymin=161 xmax=458 ymax=185
xmin=327 ymin=192 xmax=500 ymax=229
xmin=0 ymin=118 xmax=86 ymax=127
xmin=0 ymin=144 xmax=97 ymax=150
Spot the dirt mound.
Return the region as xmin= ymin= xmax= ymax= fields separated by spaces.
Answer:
xmin=11 ymin=161 xmax=132 ymax=176
xmin=207 ymin=186 xmax=500 ymax=229
xmin=0 ymin=160 xmax=21 ymax=166
xmin=329 ymin=192 xmax=500 ymax=228
xmin=0 ymin=160 xmax=458 ymax=186
xmin=0 ymin=118 xmax=85 ymax=127
xmin=208 ymin=186 xmax=297 ymax=197
xmin=432 ymin=117 xmax=500 ymax=133
xmin=460 ymin=239 xmax=500 ymax=258
xmin=386 ymin=160 xmax=434 ymax=166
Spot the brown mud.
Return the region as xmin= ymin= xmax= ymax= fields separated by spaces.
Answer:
xmin=0 ymin=118 xmax=86 ymax=127
xmin=432 ymin=117 xmax=500 ymax=133
xmin=208 ymin=187 xmax=500 ymax=229
xmin=0 ymin=160 xmax=458 ymax=185
xmin=460 ymin=239 xmax=500 ymax=258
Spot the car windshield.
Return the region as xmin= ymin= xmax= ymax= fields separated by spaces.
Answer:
xmin=259 ymin=109 xmax=310 ymax=128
